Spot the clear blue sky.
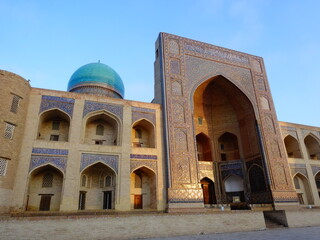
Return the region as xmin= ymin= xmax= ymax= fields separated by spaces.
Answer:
xmin=1 ymin=0 xmax=319 ymax=126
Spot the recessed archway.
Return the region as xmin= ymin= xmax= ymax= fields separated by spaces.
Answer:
xmin=224 ymin=175 xmax=245 ymax=203
xmin=196 ymin=133 xmax=212 ymax=161
xmin=131 ymin=119 xmax=155 ymax=148
xmin=304 ymin=135 xmax=320 ymax=160
xmin=130 ymin=166 xmax=156 ymax=209
xmin=284 ymin=135 xmax=302 ymax=158
xmin=200 ymin=177 xmax=216 ymax=204
xmin=293 ymin=173 xmax=313 ymax=205
xmin=27 ymin=165 xmax=64 ymax=211
xmin=84 ymin=112 xmax=120 ymax=146
xmin=79 ymin=162 xmax=116 ymax=210
xmin=218 ymin=132 xmax=240 ymax=161
xmin=37 ymin=109 xmax=70 ymax=142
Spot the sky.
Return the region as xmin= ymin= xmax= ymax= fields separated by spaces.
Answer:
xmin=0 ymin=0 xmax=319 ymax=126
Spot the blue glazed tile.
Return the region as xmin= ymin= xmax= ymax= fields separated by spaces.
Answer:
xmin=80 ymin=153 xmax=119 ymax=173
xmin=83 ymin=101 xmax=123 ymax=120
xmin=40 ymin=95 xmax=75 ymax=118
xmin=32 ymin=148 xmax=68 ymax=155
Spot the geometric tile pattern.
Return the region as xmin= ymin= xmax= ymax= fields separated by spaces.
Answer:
xmin=29 ymin=155 xmax=67 ymax=173
xmin=80 ymin=153 xmax=118 ymax=173
xmin=39 ymin=95 xmax=75 ymax=118
xmin=130 ymin=154 xmax=157 ymax=160
xmin=83 ymin=100 xmax=123 ymax=120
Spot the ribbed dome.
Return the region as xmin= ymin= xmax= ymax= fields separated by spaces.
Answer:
xmin=67 ymin=62 xmax=125 ymax=98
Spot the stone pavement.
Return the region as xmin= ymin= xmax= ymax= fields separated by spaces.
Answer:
xmin=0 ymin=217 xmax=319 ymax=240
xmin=147 ymin=226 xmax=320 ymax=240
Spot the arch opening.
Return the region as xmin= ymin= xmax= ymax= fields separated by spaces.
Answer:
xmin=131 ymin=119 xmax=155 ymax=148
xmin=304 ymin=135 xmax=320 ymax=160
xmin=27 ymin=165 xmax=63 ymax=211
xmin=196 ymin=133 xmax=212 ymax=161
xmin=293 ymin=173 xmax=313 ymax=205
xmin=284 ymin=135 xmax=302 ymax=158
xmin=200 ymin=177 xmax=216 ymax=204
xmin=84 ymin=112 xmax=119 ymax=146
xmin=79 ymin=162 xmax=116 ymax=210
xmin=130 ymin=167 xmax=156 ymax=209
xmin=37 ymin=109 xmax=70 ymax=142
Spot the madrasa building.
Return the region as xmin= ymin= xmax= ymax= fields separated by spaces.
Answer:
xmin=0 ymin=33 xmax=320 ymax=215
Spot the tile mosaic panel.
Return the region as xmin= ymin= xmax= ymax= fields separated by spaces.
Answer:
xmin=130 ymin=154 xmax=157 ymax=160
xmin=39 ymin=95 xmax=75 ymax=117
xmin=83 ymin=100 xmax=123 ymax=120
xmin=80 ymin=153 xmax=118 ymax=173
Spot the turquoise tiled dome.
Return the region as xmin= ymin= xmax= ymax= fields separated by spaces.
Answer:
xmin=67 ymin=62 xmax=125 ymax=98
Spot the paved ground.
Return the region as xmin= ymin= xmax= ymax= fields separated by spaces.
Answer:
xmin=148 ymin=227 xmax=320 ymax=240
xmin=0 ymin=217 xmax=320 ymax=240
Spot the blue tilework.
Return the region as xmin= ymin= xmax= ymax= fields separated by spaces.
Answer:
xmin=29 ymin=155 xmax=67 ymax=173
xmin=81 ymin=153 xmax=118 ymax=173
xmin=83 ymin=100 xmax=123 ymax=120
xmin=222 ymin=168 xmax=243 ymax=179
xmin=132 ymin=111 xmax=156 ymax=126
xmin=131 ymin=107 xmax=155 ymax=113
xmin=220 ymin=162 xmax=242 ymax=170
xmin=130 ymin=154 xmax=157 ymax=160
xmin=32 ymin=148 xmax=68 ymax=155
xmin=40 ymin=95 xmax=75 ymax=117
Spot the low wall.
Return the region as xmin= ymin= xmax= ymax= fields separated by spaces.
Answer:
xmin=286 ymin=209 xmax=320 ymax=228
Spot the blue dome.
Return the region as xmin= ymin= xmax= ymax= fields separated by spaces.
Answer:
xmin=67 ymin=62 xmax=125 ymax=98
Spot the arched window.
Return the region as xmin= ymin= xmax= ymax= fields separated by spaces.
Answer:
xmin=304 ymin=135 xmax=320 ymax=160
xmin=135 ymin=172 xmax=142 ymax=188
xmin=81 ymin=175 xmax=87 ymax=187
xmin=105 ymin=175 xmax=112 ymax=187
xmin=284 ymin=135 xmax=302 ymax=158
xmin=96 ymin=124 xmax=104 ymax=135
xmin=218 ymin=132 xmax=240 ymax=161
xmin=42 ymin=173 xmax=53 ymax=188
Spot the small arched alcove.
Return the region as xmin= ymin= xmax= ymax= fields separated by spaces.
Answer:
xmin=196 ymin=133 xmax=212 ymax=161
xmin=37 ymin=109 xmax=70 ymax=142
xmin=84 ymin=112 xmax=120 ymax=146
xmin=131 ymin=119 xmax=155 ymax=148
xmin=27 ymin=165 xmax=64 ymax=211
xmin=79 ymin=162 xmax=116 ymax=210
xmin=218 ymin=132 xmax=240 ymax=161
xmin=284 ymin=135 xmax=302 ymax=158
xmin=304 ymin=135 xmax=320 ymax=160
xmin=130 ymin=166 xmax=156 ymax=209
xmin=224 ymin=175 xmax=245 ymax=203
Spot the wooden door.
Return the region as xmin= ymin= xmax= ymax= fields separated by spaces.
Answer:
xmin=134 ymin=195 xmax=143 ymax=209
xmin=39 ymin=195 xmax=52 ymax=211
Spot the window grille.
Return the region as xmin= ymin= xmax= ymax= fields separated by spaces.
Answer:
xmin=4 ymin=123 xmax=15 ymax=139
xmin=52 ymin=121 xmax=60 ymax=130
xmin=42 ymin=173 xmax=53 ymax=187
xmin=105 ymin=175 xmax=112 ymax=187
xmin=10 ymin=95 xmax=21 ymax=113
xmin=0 ymin=158 xmax=8 ymax=176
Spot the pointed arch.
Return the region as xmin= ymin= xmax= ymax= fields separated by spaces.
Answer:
xmin=248 ymin=164 xmax=267 ymax=192
xmin=83 ymin=110 xmax=121 ymax=146
xmin=131 ymin=118 xmax=156 ymax=148
xmin=293 ymin=173 xmax=313 ymax=205
xmin=218 ymin=132 xmax=240 ymax=161
xmin=196 ymin=132 xmax=212 ymax=161
xmin=37 ymin=108 xmax=71 ymax=142
xmin=284 ymin=135 xmax=302 ymax=158
xmin=200 ymin=177 xmax=216 ymax=204
xmin=304 ymin=134 xmax=320 ymax=160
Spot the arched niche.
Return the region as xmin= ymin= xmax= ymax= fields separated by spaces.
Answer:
xmin=131 ymin=119 xmax=155 ymax=148
xmin=293 ymin=173 xmax=313 ymax=205
xmin=27 ymin=165 xmax=64 ymax=211
xmin=248 ymin=165 xmax=267 ymax=192
xmin=79 ymin=162 xmax=116 ymax=210
xmin=284 ymin=135 xmax=302 ymax=158
xmin=224 ymin=175 xmax=245 ymax=203
xmin=196 ymin=133 xmax=212 ymax=161
xmin=315 ymin=172 xmax=320 ymax=199
xmin=130 ymin=166 xmax=156 ymax=209
xmin=218 ymin=132 xmax=240 ymax=161
xmin=200 ymin=177 xmax=216 ymax=204
xmin=84 ymin=111 xmax=120 ymax=146
xmin=37 ymin=109 xmax=70 ymax=142
xmin=304 ymin=135 xmax=320 ymax=160
xmin=193 ymin=75 xmax=260 ymax=163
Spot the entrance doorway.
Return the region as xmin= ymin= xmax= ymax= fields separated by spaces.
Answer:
xmin=78 ymin=191 xmax=86 ymax=210
xmin=134 ymin=195 xmax=143 ymax=209
xmin=103 ymin=191 xmax=112 ymax=209
xmin=200 ymin=177 xmax=216 ymax=204
xmin=39 ymin=194 xmax=53 ymax=211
